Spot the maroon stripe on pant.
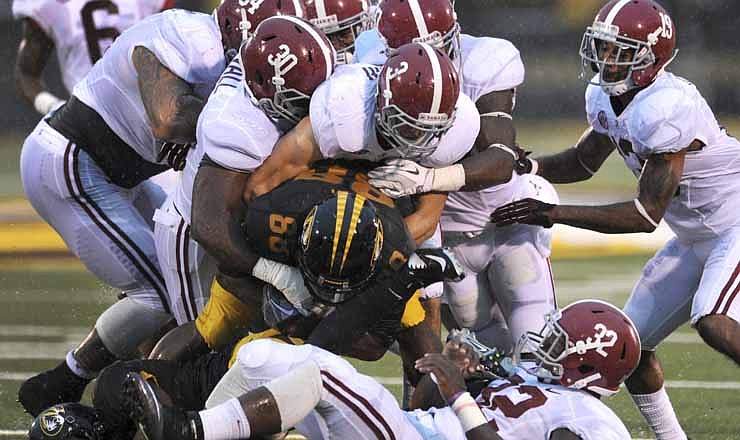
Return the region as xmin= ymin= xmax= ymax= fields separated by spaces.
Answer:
xmin=321 ymin=370 xmax=396 ymax=440
xmin=710 ymin=259 xmax=740 ymax=315
xmin=175 ymin=218 xmax=193 ymax=322
xmin=64 ymin=143 xmax=170 ymax=313
xmin=321 ymin=377 xmax=386 ymax=439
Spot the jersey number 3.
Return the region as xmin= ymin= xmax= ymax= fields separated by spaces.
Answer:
xmin=81 ymin=0 xmax=121 ymax=63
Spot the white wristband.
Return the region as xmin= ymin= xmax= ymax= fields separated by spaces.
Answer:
xmin=431 ymin=163 xmax=466 ymax=192
xmin=529 ymin=158 xmax=539 ymax=175
xmin=33 ymin=91 xmax=64 ymax=115
xmin=451 ymin=392 xmax=487 ymax=432
xmin=633 ymin=198 xmax=659 ymax=228
xmin=492 ymin=144 xmax=518 ymax=160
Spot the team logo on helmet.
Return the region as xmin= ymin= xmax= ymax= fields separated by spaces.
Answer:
xmin=39 ymin=406 xmax=66 ymax=436
xmin=268 ymin=44 xmax=299 ymax=87
xmin=572 ymin=323 xmax=618 ymax=357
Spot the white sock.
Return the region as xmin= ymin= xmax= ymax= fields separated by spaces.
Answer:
xmin=631 ymin=387 xmax=687 ymax=440
xmin=65 ymin=351 xmax=96 ymax=380
xmin=199 ymin=398 xmax=251 ymax=440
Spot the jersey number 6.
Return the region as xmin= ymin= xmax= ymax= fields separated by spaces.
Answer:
xmin=81 ymin=0 xmax=121 ymax=64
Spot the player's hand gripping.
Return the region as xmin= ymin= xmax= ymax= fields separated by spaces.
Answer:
xmin=368 ymin=159 xmax=435 ymax=197
xmin=415 ymin=353 xmax=468 ymax=402
xmin=157 ymin=141 xmax=192 ymax=171
xmin=490 ymin=198 xmax=556 ymax=228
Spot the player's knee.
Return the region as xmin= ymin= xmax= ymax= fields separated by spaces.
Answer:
xmin=95 ymin=298 xmax=172 ymax=359
xmin=696 ymin=314 xmax=739 ymax=355
xmin=263 ymin=361 xmax=322 ymax=432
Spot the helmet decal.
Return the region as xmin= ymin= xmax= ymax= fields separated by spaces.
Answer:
xmin=571 ymin=323 xmax=619 ymax=358
xmin=268 ymin=44 xmax=300 ymax=87
xmin=39 ymin=406 xmax=66 ymax=436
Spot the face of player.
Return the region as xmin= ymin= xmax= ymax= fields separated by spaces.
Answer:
xmin=595 ymin=40 xmax=635 ymax=83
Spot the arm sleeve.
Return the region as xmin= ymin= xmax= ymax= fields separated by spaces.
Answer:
xmin=629 ymin=88 xmax=700 ymax=156
xmin=423 ymin=93 xmax=481 ymax=167
xmin=461 ymin=37 xmax=524 ymax=102
xmin=139 ymin=12 xmax=225 ymax=86
xmin=201 ymin=117 xmax=272 ymax=172
xmin=309 ymin=69 xmax=375 ymax=158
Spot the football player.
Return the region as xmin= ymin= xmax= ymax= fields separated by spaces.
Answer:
xmin=18 ymin=2 xmax=247 ymax=417
xmin=124 ymin=300 xmax=638 ymax=440
xmin=354 ymin=0 xmax=559 ymax=357
xmin=13 ymin=0 xmax=170 ymax=116
xmin=153 ymin=10 xmax=315 ymax=330
xmin=491 ymin=1 xmax=740 ymax=439
xmin=303 ymin=0 xmax=373 ymax=64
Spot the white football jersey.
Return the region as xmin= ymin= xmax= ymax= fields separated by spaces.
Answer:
xmin=586 ymin=72 xmax=740 ymax=241
xmin=353 ymin=30 xmax=529 ymax=231
xmin=12 ymin=0 xmax=166 ymax=93
xmin=174 ymin=55 xmax=283 ymax=224
xmin=407 ymin=367 xmax=630 ymax=440
xmin=73 ymin=9 xmax=227 ymax=164
xmin=353 ymin=30 xmax=524 ymax=103
xmin=309 ymin=63 xmax=479 ymax=168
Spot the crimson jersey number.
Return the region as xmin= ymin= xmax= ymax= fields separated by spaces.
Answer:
xmin=81 ymin=0 xmax=121 ymax=63
xmin=479 ymin=375 xmax=548 ymax=428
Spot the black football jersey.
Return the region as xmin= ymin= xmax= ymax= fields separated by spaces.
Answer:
xmin=244 ymin=162 xmax=414 ymax=274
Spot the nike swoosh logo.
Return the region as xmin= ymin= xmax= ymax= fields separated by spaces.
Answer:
xmin=425 ymin=255 xmax=448 ymax=271
xmin=405 ymin=168 xmax=420 ymax=175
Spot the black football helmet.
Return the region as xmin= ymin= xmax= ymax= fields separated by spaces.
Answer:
xmin=298 ymin=191 xmax=384 ymax=304
xmin=29 ymin=403 xmax=104 ymax=440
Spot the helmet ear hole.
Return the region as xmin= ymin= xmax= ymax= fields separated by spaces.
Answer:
xmin=578 ymin=364 xmax=595 ymax=375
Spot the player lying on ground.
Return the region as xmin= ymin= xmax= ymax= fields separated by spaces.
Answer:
xmin=126 ymin=299 xmax=639 ymax=440
xmin=17 ymin=2 xmax=248 ymax=417
xmin=491 ymin=1 xmax=740 ymax=439
xmin=26 ymin=299 xmax=640 ymax=440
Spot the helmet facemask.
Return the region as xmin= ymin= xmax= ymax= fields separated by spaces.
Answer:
xmin=514 ymin=308 xmax=569 ymax=383
xmin=580 ymin=21 xmax=658 ymax=96
xmin=312 ymin=6 xmax=373 ymax=64
xmin=375 ymin=103 xmax=454 ymax=160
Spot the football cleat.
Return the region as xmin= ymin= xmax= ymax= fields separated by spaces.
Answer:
xmin=408 ymin=247 xmax=465 ymax=285
xmin=18 ymin=361 xmax=90 ymax=417
xmin=123 ymin=372 xmax=203 ymax=440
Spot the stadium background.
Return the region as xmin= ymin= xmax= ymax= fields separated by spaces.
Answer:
xmin=0 ymin=0 xmax=739 ymax=438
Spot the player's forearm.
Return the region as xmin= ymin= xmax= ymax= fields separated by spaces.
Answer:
xmin=409 ymin=373 xmax=445 ymax=410
xmin=535 ymin=148 xmax=597 ymax=183
xmin=460 ymin=147 xmax=515 ymax=191
xmin=404 ymin=192 xmax=446 ymax=245
xmin=550 ymin=202 xmax=657 ymax=233
xmin=466 ymin=423 xmax=503 ymax=440
xmin=15 ymin=68 xmax=44 ymax=106
xmin=16 ymin=18 xmax=59 ymax=113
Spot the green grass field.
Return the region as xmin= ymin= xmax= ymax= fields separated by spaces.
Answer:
xmin=1 ymin=255 xmax=739 ymax=439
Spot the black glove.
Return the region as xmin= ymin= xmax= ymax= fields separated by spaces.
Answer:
xmin=157 ymin=141 xmax=192 ymax=171
xmin=512 ymin=144 xmax=535 ymax=175
xmin=490 ymin=198 xmax=556 ymax=228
